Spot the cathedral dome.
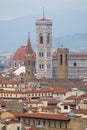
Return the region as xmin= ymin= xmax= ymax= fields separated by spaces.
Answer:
xmin=13 ymin=45 xmax=36 ymax=61
xmin=13 ymin=45 xmax=27 ymax=61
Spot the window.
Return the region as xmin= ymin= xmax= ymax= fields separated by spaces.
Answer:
xmin=39 ymin=52 xmax=44 ymax=57
xmin=47 ymin=64 xmax=50 ymax=69
xmin=60 ymin=122 xmax=62 ymax=128
xmin=47 ymin=52 xmax=50 ymax=57
xmin=65 ymin=54 xmax=68 ymax=65
xmin=39 ymin=34 xmax=43 ymax=44
xmin=39 ymin=64 xmax=44 ymax=69
xmin=54 ymin=121 xmax=56 ymax=128
xmin=15 ymin=62 xmax=17 ymax=67
xmin=65 ymin=122 xmax=67 ymax=128
xmin=48 ymin=121 xmax=51 ymax=127
xmin=28 ymin=60 xmax=30 ymax=65
xmin=60 ymin=54 xmax=63 ymax=65
xmin=38 ymin=120 xmax=40 ymax=125
xmin=17 ymin=127 xmax=20 ymax=130
xmin=74 ymin=62 xmax=77 ymax=67
xmin=28 ymin=71 xmax=30 ymax=75
xmin=70 ymin=105 xmax=76 ymax=109
xmin=43 ymin=121 xmax=45 ymax=125
xmin=21 ymin=78 xmax=24 ymax=83
xmin=64 ymin=105 xmax=68 ymax=109
xmin=47 ymin=34 xmax=50 ymax=44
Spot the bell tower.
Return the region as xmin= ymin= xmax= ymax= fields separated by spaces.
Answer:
xmin=36 ymin=14 xmax=53 ymax=78
xmin=25 ymin=33 xmax=34 ymax=83
xmin=57 ymin=48 xmax=69 ymax=79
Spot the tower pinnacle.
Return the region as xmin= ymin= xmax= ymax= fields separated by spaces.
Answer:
xmin=43 ymin=8 xmax=45 ymax=19
xmin=26 ymin=32 xmax=33 ymax=54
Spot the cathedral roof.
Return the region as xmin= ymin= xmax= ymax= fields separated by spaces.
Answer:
xmin=13 ymin=32 xmax=36 ymax=61
xmin=13 ymin=45 xmax=26 ymax=61
xmin=13 ymin=45 xmax=36 ymax=62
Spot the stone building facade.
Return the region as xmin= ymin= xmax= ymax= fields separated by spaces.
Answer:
xmin=53 ymin=49 xmax=87 ymax=79
xmin=57 ymin=48 xmax=69 ymax=79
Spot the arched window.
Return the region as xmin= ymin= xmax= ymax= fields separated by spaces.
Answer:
xmin=28 ymin=60 xmax=30 ymax=65
xmin=39 ymin=33 xmax=43 ymax=44
xmin=47 ymin=33 xmax=50 ymax=44
xmin=74 ymin=62 xmax=77 ymax=67
xmin=60 ymin=54 xmax=63 ymax=65
xmin=65 ymin=54 xmax=68 ymax=65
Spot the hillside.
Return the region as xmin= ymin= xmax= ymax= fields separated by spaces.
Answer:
xmin=53 ymin=33 xmax=87 ymax=52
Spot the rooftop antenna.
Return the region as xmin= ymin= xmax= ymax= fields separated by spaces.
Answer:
xmin=61 ymin=44 xmax=63 ymax=48
xmin=43 ymin=7 xmax=45 ymax=19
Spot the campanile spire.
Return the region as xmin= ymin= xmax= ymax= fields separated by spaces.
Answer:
xmin=43 ymin=8 xmax=45 ymax=19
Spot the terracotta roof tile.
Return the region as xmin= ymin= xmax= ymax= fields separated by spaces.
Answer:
xmin=0 ymin=80 xmax=20 ymax=84
xmin=25 ymin=86 xmax=67 ymax=94
xmin=66 ymin=95 xmax=83 ymax=100
xmin=13 ymin=46 xmax=26 ymax=61
xmin=18 ymin=113 xmax=70 ymax=121
xmin=62 ymin=102 xmax=79 ymax=105
xmin=71 ymin=109 xmax=87 ymax=115
xmin=13 ymin=45 xmax=36 ymax=61
xmin=68 ymin=54 xmax=87 ymax=59
xmin=53 ymin=51 xmax=87 ymax=59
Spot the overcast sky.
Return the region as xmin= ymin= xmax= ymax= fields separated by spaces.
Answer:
xmin=0 ymin=0 xmax=87 ymax=20
xmin=0 ymin=0 xmax=87 ymax=53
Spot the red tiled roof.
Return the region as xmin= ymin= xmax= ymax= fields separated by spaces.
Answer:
xmin=68 ymin=54 xmax=87 ymax=59
xmin=62 ymin=102 xmax=79 ymax=106
xmin=19 ymin=113 xmax=70 ymax=121
xmin=13 ymin=46 xmax=26 ymax=61
xmin=0 ymin=80 xmax=20 ymax=84
xmin=66 ymin=95 xmax=83 ymax=100
xmin=13 ymin=45 xmax=36 ymax=61
xmin=25 ymin=86 xmax=68 ymax=94
xmin=38 ymin=98 xmax=60 ymax=104
xmin=71 ymin=109 xmax=87 ymax=115
xmin=0 ymin=90 xmax=23 ymax=94
xmin=42 ymin=106 xmax=59 ymax=110
xmin=53 ymin=51 xmax=87 ymax=59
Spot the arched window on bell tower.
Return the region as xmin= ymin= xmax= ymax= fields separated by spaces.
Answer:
xmin=47 ymin=33 xmax=50 ymax=44
xmin=60 ymin=54 xmax=63 ymax=65
xmin=39 ymin=33 xmax=43 ymax=44
xmin=65 ymin=54 xmax=68 ymax=65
